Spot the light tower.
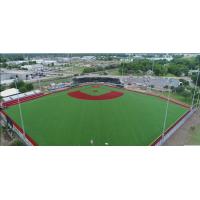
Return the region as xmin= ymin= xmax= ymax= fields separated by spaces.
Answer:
xmin=14 ymin=75 xmax=26 ymax=138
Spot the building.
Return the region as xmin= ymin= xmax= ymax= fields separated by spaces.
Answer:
xmin=0 ymin=88 xmax=19 ymax=98
xmin=188 ymin=69 xmax=199 ymax=76
xmin=0 ymin=79 xmax=15 ymax=86
xmin=20 ymin=64 xmax=43 ymax=71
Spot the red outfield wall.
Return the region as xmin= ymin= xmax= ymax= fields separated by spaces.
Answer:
xmin=0 ymin=110 xmax=37 ymax=146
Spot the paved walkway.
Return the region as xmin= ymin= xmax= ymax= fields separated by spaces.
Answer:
xmin=164 ymin=109 xmax=200 ymax=145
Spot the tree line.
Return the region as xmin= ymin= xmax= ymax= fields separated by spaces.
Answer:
xmin=0 ymin=60 xmax=37 ymax=69
xmin=119 ymin=55 xmax=200 ymax=77
xmin=82 ymin=64 xmax=119 ymax=74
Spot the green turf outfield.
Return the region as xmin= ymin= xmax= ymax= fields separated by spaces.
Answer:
xmin=5 ymin=85 xmax=188 ymax=145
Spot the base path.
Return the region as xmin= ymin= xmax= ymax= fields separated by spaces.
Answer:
xmin=68 ymin=91 xmax=124 ymax=100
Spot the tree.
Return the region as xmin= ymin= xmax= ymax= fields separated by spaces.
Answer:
xmin=96 ymin=66 xmax=104 ymax=71
xmin=10 ymin=80 xmax=34 ymax=93
xmin=0 ymin=84 xmax=5 ymax=92
xmin=170 ymin=86 xmax=176 ymax=93
xmin=195 ymin=55 xmax=200 ymax=65
xmin=0 ymin=54 xmax=24 ymax=61
xmin=26 ymin=83 xmax=34 ymax=91
xmin=82 ymin=67 xmax=96 ymax=74
xmin=179 ymin=79 xmax=189 ymax=86
xmin=0 ymin=62 xmax=8 ymax=68
xmin=182 ymin=90 xmax=191 ymax=99
xmin=19 ymin=86 xmax=27 ymax=93
xmin=0 ymin=56 xmax=7 ymax=63
xmin=150 ymin=85 xmax=155 ymax=89
xmin=153 ymin=64 xmax=167 ymax=76
xmin=10 ymin=80 xmax=25 ymax=89
xmin=28 ymin=60 xmax=36 ymax=65
xmin=168 ymin=64 xmax=188 ymax=76
xmin=176 ymin=85 xmax=185 ymax=94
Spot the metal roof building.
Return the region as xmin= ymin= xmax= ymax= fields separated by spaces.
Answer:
xmin=0 ymin=88 xmax=19 ymax=97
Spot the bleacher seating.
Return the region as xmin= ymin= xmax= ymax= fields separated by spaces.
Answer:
xmin=25 ymin=91 xmax=35 ymax=96
xmin=2 ymin=90 xmax=44 ymax=107
xmin=2 ymin=97 xmax=12 ymax=102
xmin=73 ymin=76 xmax=122 ymax=85
xmin=34 ymin=90 xmax=41 ymax=94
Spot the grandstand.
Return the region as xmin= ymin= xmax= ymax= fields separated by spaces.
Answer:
xmin=1 ymin=90 xmax=43 ymax=107
xmin=73 ymin=75 xmax=123 ymax=87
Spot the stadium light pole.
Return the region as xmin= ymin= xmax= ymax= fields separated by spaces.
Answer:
xmin=68 ymin=53 xmax=70 ymax=75
xmin=152 ymin=59 xmax=154 ymax=75
xmin=191 ymin=67 xmax=200 ymax=110
xmin=37 ymin=69 xmax=42 ymax=91
xmin=161 ymin=86 xmax=171 ymax=144
xmin=15 ymin=77 xmax=26 ymax=138
xmin=122 ymin=58 xmax=125 ymax=76
xmin=196 ymin=89 xmax=200 ymax=109
xmin=71 ymin=53 xmax=74 ymax=75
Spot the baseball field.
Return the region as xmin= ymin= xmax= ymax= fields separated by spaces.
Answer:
xmin=4 ymin=84 xmax=188 ymax=145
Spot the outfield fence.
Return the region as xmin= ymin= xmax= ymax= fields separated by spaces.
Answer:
xmin=125 ymin=86 xmax=190 ymax=109
xmin=151 ymin=108 xmax=197 ymax=146
xmin=0 ymin=110 xmax=36 ymax=146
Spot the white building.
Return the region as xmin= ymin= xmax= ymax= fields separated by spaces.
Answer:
xmin=20 ymin=64 xmax=43 ymax=71
xmin=6 ymin=60 xmax=26 ymax=65
xmin=0 ymin=79 xmax=15 ymax=85
xmin=81 ymin=56 xmax=96 ymax=60
xmin=42 ymin=60 xmax=57 ymax=65
xmin=0 ymin=88 xmax=19 ymax=98
xmin=188 ymin=69 xmax=199 ymax=76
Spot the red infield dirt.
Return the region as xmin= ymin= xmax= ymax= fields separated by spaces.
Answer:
xmin=92 ymin=85 xmax=101 ymax=88
xmin=68 ymin=91 xmax=124 ymax=100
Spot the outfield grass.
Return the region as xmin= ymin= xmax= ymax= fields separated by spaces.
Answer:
xmin=5 ymin=85 xmax=188 ymax=145
xmin=161 ymin=91 xmax=192 ymax=104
